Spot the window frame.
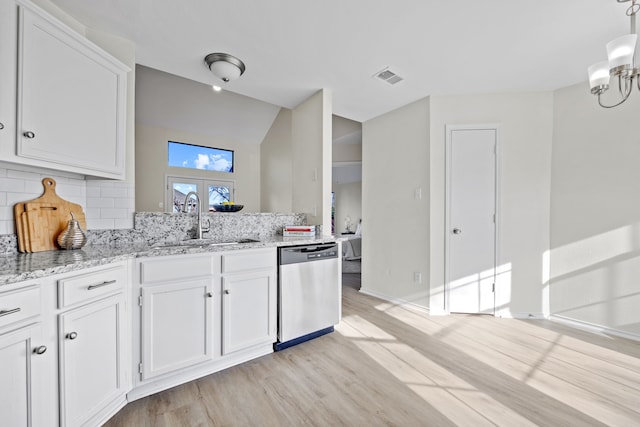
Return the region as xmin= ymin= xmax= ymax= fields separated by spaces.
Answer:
xmin=166 ymin=174 xmax=235 ymax=213
xmin=167 ymin=141 xmax=234 ymax=173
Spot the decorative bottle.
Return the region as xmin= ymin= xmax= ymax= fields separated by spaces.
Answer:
xmin=57 ymin=212 xmax=87 ymax=250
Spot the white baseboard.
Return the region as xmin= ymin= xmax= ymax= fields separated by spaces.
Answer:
xmin=550 ymin=314 xmax=640 ymax=342
xmin=358 ymin=287 xmax=430 ymax=315
xmin=496 ymin=311 xmax=547 ymax=320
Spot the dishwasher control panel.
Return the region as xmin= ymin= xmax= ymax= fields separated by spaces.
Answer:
xmin=279 ymin=243 xmax=339 ymax=265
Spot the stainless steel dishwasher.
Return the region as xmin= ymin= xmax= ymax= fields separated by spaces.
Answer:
xmin=275 ymin=243 xmax=340 ymax=351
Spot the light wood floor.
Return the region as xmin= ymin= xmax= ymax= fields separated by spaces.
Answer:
xmin=105 ymin=274 xmax=640 ymax=426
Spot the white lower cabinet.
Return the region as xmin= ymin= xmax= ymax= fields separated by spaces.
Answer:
xmin=221 ymin=248 xmax=277 ymax=355
xmin=132 ymin=248 xmax=277 ymax=399
xmin=140 ymin=279 xmax=214 ymax=380
xmin=222 ymin=269 xmax=276 ymax=355
xmin=0 ymin=281 xmax=54 ymax=427
xmin=58 ymin=294 xmax=126 ymax=427
xmin=0 ymin=322 xmax=44 ymax=427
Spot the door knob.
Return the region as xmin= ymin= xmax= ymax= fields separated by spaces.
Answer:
xmin=67 ymin=332 xmax=78 ymax=340
xmin=452 ymin=228 xmax=462 ymax=234
xmin=23 ymin=131 xmax=35 ymax=139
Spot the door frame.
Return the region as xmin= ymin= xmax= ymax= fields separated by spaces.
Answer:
xmin=444 ymin=124 xmax=501 ymax=315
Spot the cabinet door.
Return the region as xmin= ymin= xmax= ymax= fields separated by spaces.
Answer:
xmin=222 ymin=270 xmax=276 ymax=355
xmin=16 ymin=3 xmax=127 ymax=179
xmin=0 ymin=0 xmax=17 ymax=154
xmin=59 ymin=295 xmax=126 ymax=427
xmin=0 ymin=323 xmax=42 ymax=427
xmin=141 ymin=280 xmax=214 ymax=380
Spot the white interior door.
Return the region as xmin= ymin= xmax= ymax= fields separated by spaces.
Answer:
xmin=446 ymin=126 xmax=497 ymax=314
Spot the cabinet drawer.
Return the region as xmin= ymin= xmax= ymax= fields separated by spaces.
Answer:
xmin=139 ymin=255 xmax=215 ymax=285
xmin=58 ymin=266 xmax=125 ymax=308
xmin=221 ymin=248 xmax=276 ymax=274
xmin=0 ymin=285 xmax=41 ymax=330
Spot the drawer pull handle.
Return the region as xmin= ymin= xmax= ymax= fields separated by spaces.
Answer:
xmin=224 ymin=289 xmax=230 ymax=295
xmin=206 ymin=292 xmax=213 ymax=298
xmin=87 ymin=280 xmax=117 ymax=290
xmin=0 ymin=307 xmax=21 ymax=317
xmin=67 ymin=332 xmax=78 ymax=340
xmin=34 ymin=345 xmax=47 ymax=355
xmin=23 ymin=131 xmax=36 ymax=139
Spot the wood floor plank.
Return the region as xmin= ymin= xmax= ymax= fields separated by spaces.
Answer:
xmin=105 ymin=275 xmax=640 ymax=427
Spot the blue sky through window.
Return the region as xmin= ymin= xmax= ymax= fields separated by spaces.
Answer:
xmin=168 ymin=141 xmax=234 ymax=172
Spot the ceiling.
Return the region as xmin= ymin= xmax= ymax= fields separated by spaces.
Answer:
xmin=50 ymin=0 xmax=630 ymax=122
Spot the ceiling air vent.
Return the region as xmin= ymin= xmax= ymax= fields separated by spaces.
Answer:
xmin=374 ymin=67 xmax=404 ymax=85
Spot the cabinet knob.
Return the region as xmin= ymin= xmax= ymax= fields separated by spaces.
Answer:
xmin=0 ymin=122 xmax=4 ymax=130
xmin=67 ymin=332 xmax=78 ymax=340
xmin=23 ymin=131 xmax=35 ymax=139
xmin=206 ymin=292 xmax=213 ymax=298
xmin=33 ymin=345 xmax=47 ymax=355
xmin=224 ymin=289 xmax=230 ymax=295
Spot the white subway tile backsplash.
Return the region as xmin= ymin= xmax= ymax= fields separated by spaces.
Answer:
xmin=0 ymin=163 xmax=135 ymax=234
xmin=0 ymin=220 xmax=12 ymax=235
xmin=85 ymin=207 xmax=101 ymax=218
xmin=0 ymin=178 xmax=26 ymax=192
xmin=6 ymin=169 xmax=42 ymax=181
xmin=114 ymin=217 xmax=134 ymax=229
xmin=0 ymin=205 xmax=13 ymax=221
xmin=100 ymin=208 xmax=128 ymax=219
xmin=86 ymin=197 xmax=115 ymax=209
xmin=100 ymin=187 xmax=128 ymax=198
xmin=114 ymin=198 xmax=135 ymax=209
xmin=87 ymin=218 xmax=115 ymax=229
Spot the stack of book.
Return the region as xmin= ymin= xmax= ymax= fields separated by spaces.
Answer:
xmin=283 ymin=225 xmax=316 ymax=237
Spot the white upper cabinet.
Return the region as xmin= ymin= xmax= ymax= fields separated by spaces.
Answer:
xmin=0 ymin=1 xmax=17 ymax=149
xmin=1 ymin=0 xmax=129 ymax=179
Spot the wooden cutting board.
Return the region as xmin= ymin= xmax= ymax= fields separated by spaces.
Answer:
xmin=14 ymin=178 xmax=87 ymax=253
xmin=14 ymin=204 xmax=29 ymax=252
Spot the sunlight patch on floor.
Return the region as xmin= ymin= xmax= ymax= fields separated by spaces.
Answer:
xmin=374 ymin=308 xmax=640 ymax=426
xmin=336 ymin=315 xmax=538 ymax=426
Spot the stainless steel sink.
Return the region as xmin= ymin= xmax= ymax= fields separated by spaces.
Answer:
xmin=152 ymin=238 xmax=259 ymax=249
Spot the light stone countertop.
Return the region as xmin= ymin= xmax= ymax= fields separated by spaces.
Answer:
xmin=0 ymin=236 xmax=340 ymax=287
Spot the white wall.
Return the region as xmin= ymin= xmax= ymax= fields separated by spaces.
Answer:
xmin=361 ymin=98 xmax=431 ymax=307
xmin=134 ymin=66 xmax=271 ymax=213
xmin=260 ymin=109 xmax=292 ymax=213
xmin=291 ymin=90 xmax=333 ymax=232
xmin=550 ymin=82 xmax=640 ymax=337
xmin=429 ymin=92 xmax=554 ymax=317
xmin=135 ymin=123 xmax=261 ymax=212
xmin=361 ymin=93 xmax=554 ymax=315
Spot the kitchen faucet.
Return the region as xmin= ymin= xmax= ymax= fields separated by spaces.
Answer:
xmin=182 ymin=191 xmax=209 ymax=239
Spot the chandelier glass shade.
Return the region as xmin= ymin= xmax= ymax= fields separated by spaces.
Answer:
xmin=588 ymin=0 xmax=640 ymax=108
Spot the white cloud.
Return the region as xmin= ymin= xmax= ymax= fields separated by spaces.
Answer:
xmin=194 ymin=154 xmax=209 ymax=169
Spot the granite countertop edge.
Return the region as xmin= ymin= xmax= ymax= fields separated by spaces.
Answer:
xmin=0 ymin=236 xmax=342 ymax=287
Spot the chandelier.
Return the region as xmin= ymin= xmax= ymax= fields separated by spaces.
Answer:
xmin=588 ymin=0 xmax=640 ymax=108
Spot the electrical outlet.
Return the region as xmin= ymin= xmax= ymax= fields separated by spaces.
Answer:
xmin=413 ymin=272 xmax=422 ymax=283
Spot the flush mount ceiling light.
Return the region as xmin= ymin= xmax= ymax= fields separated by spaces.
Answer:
xmin=204 ymin=53 xmax=246 ymax=83
xmin=588 ymin=0 xmax=640 ymax=108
